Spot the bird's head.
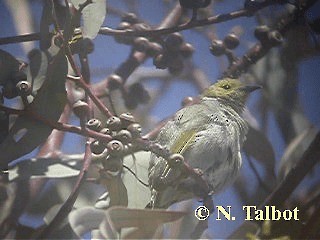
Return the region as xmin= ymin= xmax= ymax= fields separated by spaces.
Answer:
xmin=201 ymin=78 xmax=261 ymax=112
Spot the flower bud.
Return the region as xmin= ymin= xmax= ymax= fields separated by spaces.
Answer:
xmin=132 ymin=23 xmax=151 ymax=32
xmin=127 ymin=123 xmax=142 ymax=138
xmin=100 ymin=127 xmax=112 ymax=136
xmin=72 ymin=100 xmax=89 ymax=118
xmin=107 ymin=74 xmax=123 ymax=90
xmin=106 ymin=140 xmax=124 ymax=156
xmin=181 ymin=96 xmax=194 ymax=107
xmin=121 ymin=13 xmax=139 ymax=24
xmin=146 ymin=42 xmax=163 ymax=57
xmin=133 ymin=37 xmax=150 ymax=52
xmin=91 ymin=140 xmax=105 ymax=154
xmin=153 ymin=54 xmax=168 ymax=69
xmin=180 ymin=43 xmax=194 ymax=58
xmin=254 ymin=25 xmax=270 ymax=43
xmin=86 ymin=118 xmax=102 ymax=131
xmin=168 ymin=153 xmax=184 ymax=167
xmin=114 ymin=130 xmax=132 ymax=144
xmin=165 ymin=33 xmax=184 ymax=51
xmin=223 ymin=33 xmax=239 ymax=50
xmin=16 ymin=81 xmax=32 ymax=96
xmin=119 ymin=112 xmax=136 ymax=127
xmin=115 ymin=22 xmax=133 ymax=45
xmin=210 ymin=40 xmax=225 ymax=56
xmin=106 ymin=116 xmax=122 ymax=131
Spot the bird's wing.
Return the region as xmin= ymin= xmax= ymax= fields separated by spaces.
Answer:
xmin=170 ymin=129 xmax=197 ymax=154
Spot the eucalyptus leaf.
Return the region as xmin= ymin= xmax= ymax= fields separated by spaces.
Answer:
xmin=122 ymin=151 xmax=151 ymax=209
xmin=95 ymin=151 xmax=151 ymax=209
xmin=100 ymin=206 xmax=186 ymax=239
xmin=163 ymin=199 xmax=200 ymax=239
xmin=100 ymin=173 xmax=128 ymax=207
xmin=243 ymin=124 xmax=276 ymax=179
xmin=71 ymin=0 xmax=106 ymax=39
xmin=0 ymin=49 xmax=25 ymax=99
xmin=44 ymin=204 xmax=70 ymax=227
xmin=27 ymin=49 xmax=48 ymax=96
xmin=68 ymin=206 xmax=106 ymax=238
xmin=0 ymin=49 xmax=21 ymax=86
xmin=8 ymin=157 xmax=80 ymax=181
xmin=278 ymin=126 xmax=318 ymax=181
xmin=0 ymin=111 xmax=9 ymax=144
xmin=0 ymin=50 xmax=67 ymax=170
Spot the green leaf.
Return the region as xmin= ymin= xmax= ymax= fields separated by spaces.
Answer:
xmin=0 ymin=50 xmax=67 ymax=170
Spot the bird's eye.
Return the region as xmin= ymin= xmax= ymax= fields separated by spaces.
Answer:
xmin=222 ymin=84 xmax=230 ymax=90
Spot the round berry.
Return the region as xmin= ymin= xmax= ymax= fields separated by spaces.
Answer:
xmin=106 ymin=140 xmax=124 ymax=156
xmin=106 ymin=116 xmax=122 ymax=131
xmin=16 ymin=81 xmax=32 ymax=96
xmin=223 ymin=33 xmax=240 ymax=50
xmin=209 ymin=39 xmax=225 ymax=56
xmin=121 ymin=13 xmax=139 ymax=24
xmin=180 ymin=43 xmax=194 ymax=58
xmin=107 ymin=74 xmax=123 ymax=90
xmin=153 ymin=54 xmax=168 ymax=69
xmin=86 ymin=118 xmax=102 ymax=131
xmin=72 ymin=100 xmax=89 ymax=118
xmin=254 ymin=25 xmax=270 ymax=43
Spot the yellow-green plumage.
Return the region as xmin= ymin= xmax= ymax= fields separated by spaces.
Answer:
xmin=148 ymin=78 xmax=260 ymax=208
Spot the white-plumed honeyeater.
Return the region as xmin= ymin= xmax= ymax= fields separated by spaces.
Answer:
xmin=148 ymin=78 xmax=261 ymax=208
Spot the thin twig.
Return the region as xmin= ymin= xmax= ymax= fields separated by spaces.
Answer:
xmin=0 ymin=1 xmax=279 ymax=46
xmin=0 ymin=105 xmax=112 ymax=143
xmin=98 ymin=1 xmax=278 ymax=37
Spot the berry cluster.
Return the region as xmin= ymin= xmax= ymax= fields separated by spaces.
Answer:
xmin=209 ymin=33 xmax=240 ymax=66
xmin=153 ymin=32 xmax=194 ymax=75
xmin=210 ymin=33 xmax=240 ymax=57
xmin=82 ymin=113 xmax=142 ymax=172
xmin=114 ymin=13 xmax=194 ymax=75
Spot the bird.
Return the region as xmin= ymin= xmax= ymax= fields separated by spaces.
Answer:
xmin=148 ymin=78 xmax=261 ymax=208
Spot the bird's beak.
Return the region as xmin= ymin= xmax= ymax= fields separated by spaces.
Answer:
xmin=240 ymin=85 xmax=262 ymax=93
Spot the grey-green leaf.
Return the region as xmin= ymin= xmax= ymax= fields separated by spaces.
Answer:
xmin=278 ymin=126 xmax=318 ymax=181
xmin=0 ymin=50 xmax=67 ymax=170
xmin=68 ymin=207 xmax=106 ymax=238
xmin=71 ymin=0 xmax=106 ymax=39
xmin=8 ymin=157 xmax=80 ymax=181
